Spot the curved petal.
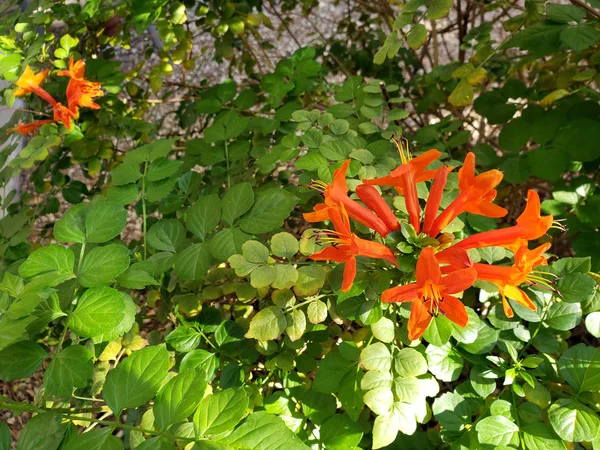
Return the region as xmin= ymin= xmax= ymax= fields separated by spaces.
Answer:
xmin=499 ymin=288 xmax=515 ymax=319
xmin=310 ymin=246 xmax=348 ymax=263
xmin=303 ymin=203 xmax=330 ymax=223
xmin=363 ymin=174 xmax=404 ymax=187
xmin=440 ymin=294 xmax=468 ymax=327
xmin=416 ymin=247 xmax=442 ymax=285
xmin=381 ymin=283 xmax=419 ymax=303
xmin=327 ymin=205 xmax=352 ymax=236
xmin=331 ymin=159 xmax=351 ymax=195
xmin=458 ymin=152 xmax=475 ymax=191
xmin=356 ymin=184 xmax=399 ymax=232
xmin=342 ymin=257 xmax=357 ymax=292
xmin=353 ymin=236 xmax=398 ymax=266
xmin=466 ymin=201 xmax=508 ymax=218
xmin=401 ymin=170 xmax=421 ymax=234
xmin=436 ymin=247 xmax=473 ymax=270
xmin=423 ymin=166 xmax=448 ymax=236
xmin=407 ymin=299 xmax=432 ymax=341
xmin=503 ymin=285 xmax=536 ymax=311
xmin=341 ymin=196 xmax=391 ymax=237
xmin=442 ymin=268 xmax=477 ymax=294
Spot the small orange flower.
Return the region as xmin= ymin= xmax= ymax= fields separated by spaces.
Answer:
xmin=450 ymin=190 xmax=553 ymax=253
xmin=8 ymin=120 xmax=55 ymax=136
xmin=58 ymin=56 xmax=103 ymax=116
xmin=53 ymin=103 xmax=75 ymax=130
xmin=428 ymin=152 xmax=507 ymax=237
xmin=14 ymin=66 xmax=56 ymax=106
xmin=310 ymin=206 xmax=398 ymax=292
xmin=473 ymin=242 xmax=552 ymax=318
xmin=363 ymin=141 xmax=440 ymax=234
xmin=304 ymin=160 xmax=395 ymax=237
xmin=382 ymin=247 xmax=477 ymax=340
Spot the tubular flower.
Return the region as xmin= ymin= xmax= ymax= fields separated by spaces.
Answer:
xmin=363 ymin=139 xmax=440 ymax=234
xmin=382 ymin=247 xmax=477 ymax=340
xmin=473 ymin=242 xmax=553 ymax=318
xmin=310 ymin=206 xmax=398 ymax=292
xmin=53 ymin=103 xmax=75 ymax=130
xmin=449 ymin=190 xmax=554 ymax=254
xmin=304 ymin=160 xmax=395 ymax=237
xmin=14 ymin=66 xmax=56 ymax=106
xmin=356 ymin=184 xmax=400 ymax=233
xmin=58 ymin=56 xmax=103 ymax=116
xmin=8 ymin=120 xmax=55 ymax=136
xmin=428 ymin=152 xmax=507 ymax=237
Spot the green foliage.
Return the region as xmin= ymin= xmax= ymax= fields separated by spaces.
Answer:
xmin=1 ymin=0 xmax=600 ymax=448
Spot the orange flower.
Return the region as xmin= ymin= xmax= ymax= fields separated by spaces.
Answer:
xmin=53 ymin=103 xmax=75 ymax=130
xmin=58 ymin=56 xmax=103 ymax=116
xmin=310 ymin=206 xmax=398 ymax=292
xmin=428 ymin=152 xmax=507 ymax=237
xmin=304 ymin=160 xmax=395 ymax=237
xmin=356 ymin=184 xmax=400 ymax=234
xmin=382 ymin=247 xmax=477 ymax=340
xmin=450 ymin=190 xmax=553 ymax=253
xmin=14 ymin=66 xmax=56 ymax=106
xmin=8 ymin=120 xmax=55 ymax=136
xmin=363 ymin=141 xmax=440 ymax=234
xmin=473 ymin=242 xmax=552 ymax=318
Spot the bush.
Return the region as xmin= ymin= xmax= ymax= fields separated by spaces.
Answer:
xmin=0 ymin=0 xmax=599 ymax=449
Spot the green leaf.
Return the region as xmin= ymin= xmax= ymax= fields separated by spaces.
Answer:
xmin=249 ymin=265 xmax=276 ymax=288
xmin=165 ymin=327 xmax=201 ymax=353
xmin=54 ymin=203 xmax=89 ymax=243
xmin=301 ymin=391 xmax=336 ymax=425
xmin=174 ymin=243 xmax=213 ymax=280
xmin=222 ymin=183 xmax=254 ymax=226
xmin=222 ymin=412 xmax=310 ymax=449
xmin=286 ymin=309 xmax=306 ymax=342
xmin=0 ymin=423 xmax=10 ymax=450
xmin=313 ymin=352 xmax=353 ymax=393
xmin=45 ymin=345 xmax=93 ymax=398
xmin=585 ymin=312 xmax=600 ymax=338
xmin=363 ymin=386 xmax=393 ymax=416
xmin=194 ymin=388 xmax=249 ymax=437
xmin=78 ymin=243 xmax=130 ymax=287
xmin=271 ymin=265 xmax=298 ymax=290
xmin=308 ymin=299 xmax=328 ymax=324
xmin=432 ymin=392 xmax=472 ymax=432
xmin=186 ymin=194 xmax=221 ymax=240
xmin=451 ymin=307 xmax=481 ymax=344
xmin=91 ymin=292 xmax=137 ymax=344
xmin=239 ymin=189 xmax=298 ymax=234
xmin=147 ymin=219 xmax=185 ymax=253
xmin=154 ymin=369 xmax=208 ymax=431
xmin=422 ymin=314 xmax=453 ymax=346
xmin=320 ymin=414 xmax=363 ymax=450
xmin=522 ymin=422 xmax=567 ymax=450
xmin=470 ymin=365 xmax=497 ymax=398
xmin=394 ymin=348 xmax=427 ymax=378
xmin=548 ymin=398 xmax=600 ymax=442
xmin=70 ymin=286 xmax=126 ymax=338
xmin=476 ymin=415 xmax=519 ymax=447
xmin=0 ymin=341 xmax=47 ymax=381
xmin=339 ymin=367 xmax=364 ymax=420
xmin=180 ymin=349 xmax=219 ymax=381
xmin=124 ymin=139 xmax=176 ymax=164
xmin=146 ymin=158 xmax=183 ymax=182
xmin=85 ymin=202 xmax=128 ymax=243
xmin=209 ymin=228 xmax=252 ymax=262
xmin=18 ymin=244 xmax=74 ymax=279
xmin=103 ymin=345 xmax=170 ymax=415
xmin=111 ymin=163 xmax=142 ymax=186
xmin=294 ymin=266 xmax=326 ymax=297
xmin=407 ymin=24 xmax=427 ymax=49
xmin=545 ymin=302 xmax=581 ymax=331
xmin=498 ymin=118 xmax=531 ymax=152
xmin=560 ymin=24 xmax=600 ymax=51
xmin=360 ymin=343 xmax=392 ymax=371
xmin=371 ymin=316 xmax=395 ymax=343
xmin=426 ymin=343 xmax=463 ymax=382
xmin=330 ymin=119 xmax=350 ymax=135
xmin=372 ymin=412 xmax=399 ymax=449
xmin=145 ymin=177 xmax=177 ymax=202
xmin=448 ymin=79 xmax=473 ymax=107
xmin=558 ymin=344 xmax=600 ymax=392
xmin=242 ymin=240 xmax=270 ymax=264
xmin=245 ymin=306 xmax=286 ymax=341
xmin=271 ymin=232 xmax=299 ymax=259
xmin=62 ymin=427 xmax=123 ymax=450
xmin=16 ymin=413 xmax=67 ymax=450
xmin=460 ymin=320 xmax=499 ymax=354
xmin=546 ymin=3 xmax=586 ymax=23
xmin=426 ymin=0 xmax=453 ymax=19
xmin=557 ymin=272 xmax=595 ymax=303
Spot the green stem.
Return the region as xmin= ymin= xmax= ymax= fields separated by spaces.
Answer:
xmin=142 ymin=161 xmax=148 ymax=260
xmin=511 ymin=388 xmax=525 ymax=450
xmin=224 ymin=139 xmax=231 ymax=189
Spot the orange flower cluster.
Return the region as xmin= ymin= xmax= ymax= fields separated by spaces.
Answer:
xmin=9 ymin=57 xmax=103 ymax=136
xmin=304 ymin=141 xmax=560 ymax=340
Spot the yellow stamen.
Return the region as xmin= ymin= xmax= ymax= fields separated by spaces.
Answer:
xmin=393 ymin=136 xmax=412 ymax=165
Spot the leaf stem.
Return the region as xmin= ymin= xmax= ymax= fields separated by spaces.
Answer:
xmin=142 ymin=161 xmax=148 ymax=260
xmin=224 ymin=139 xmax=231 ymax=190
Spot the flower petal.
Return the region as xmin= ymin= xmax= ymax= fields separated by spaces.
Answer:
xmin=381 ymin=283 xmax=419 ymax=303
xmin=503 ymin=285 xmax=536 ymax=311
xmin=408 ymin=299 xmax=431 ymax=341
xmin=440 ymin=294 xmax=468 ymax=328
xmin=310 ymin=246 xmax=348 ymax=263
xmin=442 ymin=268 xmax=477 ymax=294
xmin=342 ymin=257 xmax=357 ymax=292
xmin=416 ymin=247 xmax=442 ymax=285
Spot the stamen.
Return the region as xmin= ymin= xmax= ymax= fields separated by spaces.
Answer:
xmin=393 ymin=136 xmax=412 ymax=165
xmin=532 ymin=270 xmax=560 ymax=279
xmin=551 ymin=220 xmax=568 ymax=232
